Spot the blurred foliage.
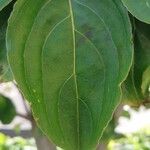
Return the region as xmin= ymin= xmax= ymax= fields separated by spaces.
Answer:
xmin=0 ymin=133 xmax=36 ymax=150
xmin=108 ymin=127 xmax=150 ymax=150
xmin=142 ymin=66 xmax=150 ymax=99
xmin=0 ymin=94 xmax=16 ymax=124
xmin=0 ymin=1 xmax=14 ymax=82
xmin=122 ymin=18 xmax=150 ymax=107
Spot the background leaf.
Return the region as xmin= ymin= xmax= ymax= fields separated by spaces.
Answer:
xmin=122 ymin=0 xmax=150 ymax=24
xmin=142 ymin=66 xmax=150 ymax=97
xmin=0 ymin=94 xmax=16 ymax=124
xmin=122 ymin=19 xmax=150 ymax=106
xmin=0 ymin=0 xmax=14 ymax=82
xmin=0 ymin=0 xmax=13 ymax=11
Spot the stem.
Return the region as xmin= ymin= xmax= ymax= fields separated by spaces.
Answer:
xmin=16 ymin=112 xmax=32 ymax=121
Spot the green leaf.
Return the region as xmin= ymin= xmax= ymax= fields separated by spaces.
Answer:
xmin=142 ymin=66 xmax=150 ymax=98
xmin=7 ymin=0 xmax=133 ymax=149
xmin=0 ymin=1 xmax=14 ymax=82
xmin=122 ymin=19 xmax=150 ymax=106
xmin=134 ymin=21 xmax=150 ymax=101
xmin=122 ymin=0 xmax=150 ymax=24
xmin=0 ymin=0 xmax=13 ymax=11
xmin=122 ymin=67 xmax=141 ymax=106
xmin=0 ymin=94 xmax=16 ymax=124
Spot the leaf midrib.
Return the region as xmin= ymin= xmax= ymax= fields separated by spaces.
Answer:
xmin=68 ymin=0 xmax=80 ymax=149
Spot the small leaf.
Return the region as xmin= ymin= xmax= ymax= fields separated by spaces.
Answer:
xmin=7 ymin=0 xmax=133 ymax=149
xmin=122 ymin=0 xmax=150 ymax=24
xmin=0 ymin=94 xmax=16 ymax=124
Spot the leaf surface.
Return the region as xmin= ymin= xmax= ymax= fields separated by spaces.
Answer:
xmin=7 ymin=0 xmax=133 ymax=149
xmin=122 ymin=0 xmax=150 ymax=24
xmin=0 ymin=0 xmax=13 ymax=11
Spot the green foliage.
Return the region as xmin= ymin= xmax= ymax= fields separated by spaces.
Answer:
xmin=122 ymin=19 xmax=150 ymax=106
xmin=121 ymin=0 xmax=150 ymax=106
xmin=122 ymin=0 xmax=150 ymax=24
xmin=142 ymin=66 xmax=150 ymax=98
xmin=0 ymin=133 xmax=36 ymax=150
xmin=0 ymin=0 xmax=13 ymax=11
xmin=108 ymin=128 xmax=150 ymax=150
xmin=6 ymin=0 xmax=133 ymax=149
xmin=0 ymin=0 xmax=148 ymax=150
xmin=0 ymin=0 xmax=14 ymax=82
xmin=0 ymin=94 xmax=16 ymax=124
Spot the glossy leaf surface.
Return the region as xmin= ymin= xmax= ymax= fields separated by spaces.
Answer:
xmin=122 ymin=0 xmax=150 ymax=24
xmin=7 ymin=0 xmax=133 ymax=149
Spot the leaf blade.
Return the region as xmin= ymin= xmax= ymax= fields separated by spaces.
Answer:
xmin=7 ymin=0 xmax=133 ymax=149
